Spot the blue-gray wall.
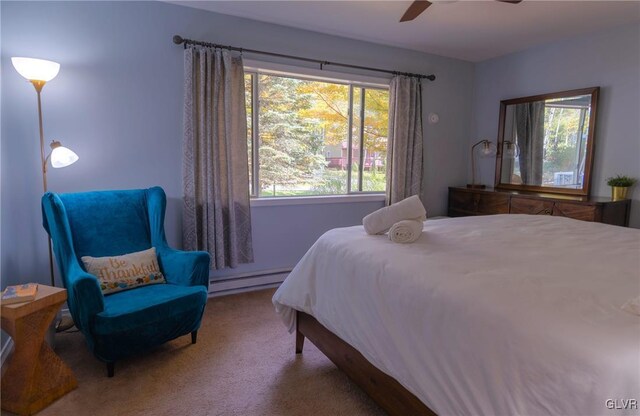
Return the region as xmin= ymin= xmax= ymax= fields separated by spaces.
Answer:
xmin=472 ymin=23 xmax=640 ymax=227
xmin=0 ymin=1 xmax=474 ymax=288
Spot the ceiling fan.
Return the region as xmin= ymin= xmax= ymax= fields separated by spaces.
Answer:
xmin=400 ymin=0 xmax=523 ymax=22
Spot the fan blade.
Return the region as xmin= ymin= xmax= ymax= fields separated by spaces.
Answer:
xmin=496 ymin=0 xmax=523 ymax=3
xmin=400 ymin=0 xmax=432 ymax=22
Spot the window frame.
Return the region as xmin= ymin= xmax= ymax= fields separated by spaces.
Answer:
xmin=244 ymin=62 xmax=390 ymax=199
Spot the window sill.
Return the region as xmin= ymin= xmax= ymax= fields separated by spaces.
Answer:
xmin=250 ymin=193 xmax=386 ymax=207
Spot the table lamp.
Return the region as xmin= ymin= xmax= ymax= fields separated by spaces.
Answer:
xmin=467 ymin=139 xmax=496 ymax=189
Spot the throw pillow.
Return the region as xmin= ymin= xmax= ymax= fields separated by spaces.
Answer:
xmin=81 ymin=247 xmax=166 ymax=295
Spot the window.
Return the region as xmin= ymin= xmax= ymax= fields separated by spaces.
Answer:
xmin=245 ymin=68 xmax=389 ymax=198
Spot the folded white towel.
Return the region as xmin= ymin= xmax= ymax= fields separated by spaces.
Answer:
xmin=622 ymin=296 xmax=640 ymax=316
xmin=388 ymin=219 xmax=424 ymax=244
xmin=363 ymin=195 xmax=427 ymax=235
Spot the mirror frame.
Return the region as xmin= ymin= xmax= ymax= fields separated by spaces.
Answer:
xmin=494 ymin=87 xmax=600 ymax=196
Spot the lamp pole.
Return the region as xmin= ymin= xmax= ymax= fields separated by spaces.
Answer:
xmin=32 ymin=80 xmax=56 ymax=287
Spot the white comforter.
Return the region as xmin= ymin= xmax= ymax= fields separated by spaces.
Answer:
xmin=273 ymin=215 xmax=640 ymax=416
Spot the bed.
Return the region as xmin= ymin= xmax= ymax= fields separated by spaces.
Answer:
xmin=272 ymin=214 xmax=640 ymax=415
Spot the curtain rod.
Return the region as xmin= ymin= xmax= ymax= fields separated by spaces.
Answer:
xmin=173 ymin=35 xmax=436 ymax=81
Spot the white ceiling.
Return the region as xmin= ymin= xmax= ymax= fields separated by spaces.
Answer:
xmin=166 ymin=0 xmax=640 ymax=62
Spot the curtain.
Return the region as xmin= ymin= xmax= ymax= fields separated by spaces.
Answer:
xmin=501 ymin=109 xmax=518 ymax=183
xmin=386 ymin=76 xmax=424 ymax=204
xmin=183 ymin=47 xmax=253 ymax=269
xmin=516 ymin=102 xmax=545 ymax=185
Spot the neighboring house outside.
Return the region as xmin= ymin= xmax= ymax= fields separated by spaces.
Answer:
xmin=324 ymin=142 xmax=384 ymax=170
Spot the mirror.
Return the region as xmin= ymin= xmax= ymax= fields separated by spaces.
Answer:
xmin=495 ymin=87 xmax=599 ymax=196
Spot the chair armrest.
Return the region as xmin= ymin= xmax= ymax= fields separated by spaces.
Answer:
xmin=66 ymin=263 xmax=104 ymax=334
xmin=157 ymin=248 xmax=210 ymax=288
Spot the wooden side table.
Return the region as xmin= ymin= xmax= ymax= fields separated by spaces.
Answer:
xmin=1 ymin=285 xmax=77 ymax=415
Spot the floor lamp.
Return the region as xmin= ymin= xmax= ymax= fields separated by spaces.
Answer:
xmin=12 ymin=57 xmax=79 ymax=287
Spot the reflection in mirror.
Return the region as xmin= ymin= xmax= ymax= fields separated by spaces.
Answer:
xmin=497 ymin=87 xmax=599 ymax=196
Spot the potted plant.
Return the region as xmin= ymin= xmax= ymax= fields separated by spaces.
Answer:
xmin=606 ymin=175 xmax=637 ymax=201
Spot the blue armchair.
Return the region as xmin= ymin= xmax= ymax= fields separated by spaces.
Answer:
xmin=42 ymin=187 xmax=210 ymax=377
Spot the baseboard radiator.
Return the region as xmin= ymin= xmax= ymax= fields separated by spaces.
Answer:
xmin=208 ymin=268 xmax=291 ymax=297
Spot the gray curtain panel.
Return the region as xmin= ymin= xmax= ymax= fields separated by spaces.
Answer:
xmin=183 ymin=47 xmax=254 ymax=269
xmin=386 ymin=76 xmax=424 ymax=204
xmin=516 ymin=102 xmax=545 ymax=185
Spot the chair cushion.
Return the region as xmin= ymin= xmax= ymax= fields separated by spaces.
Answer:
xmin=93 ymin=284 xmax=207 ymax=336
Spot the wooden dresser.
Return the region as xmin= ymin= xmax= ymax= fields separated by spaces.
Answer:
xmin=448 ymin=187 xmax=631 ymax=227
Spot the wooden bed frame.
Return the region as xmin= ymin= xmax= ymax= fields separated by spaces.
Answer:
xmin=295 ymin=310 xmax=436 ymax=416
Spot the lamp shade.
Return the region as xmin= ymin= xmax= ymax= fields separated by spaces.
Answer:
xmin=49 ymin=141 xmax=79 ymax=168
xmin=503 ymin=141 xmax=520 ymax=159
xmin=11 ymin=57 xmax=60 ymax=82
xmin=479 ymin=140 xmax=497 ymax=157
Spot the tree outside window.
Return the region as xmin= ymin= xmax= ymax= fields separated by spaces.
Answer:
xmin=245 ymin=71 xmax=389 ymax=197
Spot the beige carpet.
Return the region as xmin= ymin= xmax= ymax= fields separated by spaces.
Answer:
xmin=3 ymin=289 xmax=384 ymax=416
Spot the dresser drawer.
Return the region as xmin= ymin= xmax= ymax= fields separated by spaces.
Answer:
xmin=510 ymin=197 xmax=553 ymax=215
xmin=448 ymin=190 xmax=476 ymax=216
xmin=552 ymin=202 xmax=600 ymax=222
xmin=477 ymin=193 xmax=510 ymax=214
xmin=449 ymin=190 xmax=509 ymax=216
xmin=448 ymin=187 xmax=630 ymax=226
